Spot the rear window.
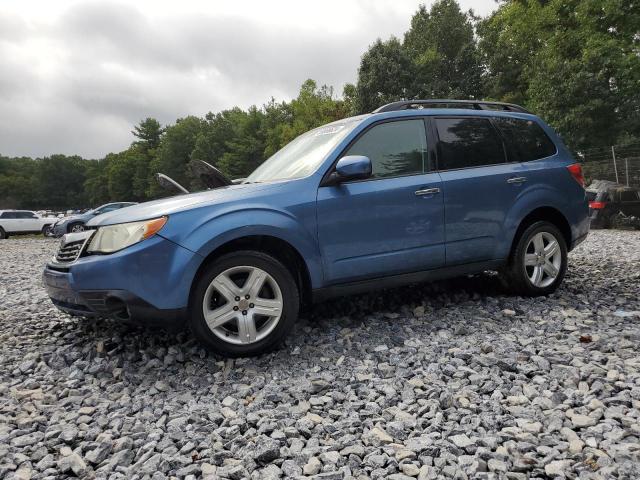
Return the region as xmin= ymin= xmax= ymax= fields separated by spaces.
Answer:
xmin=494 ymin=117 xmax=557 ymax=162
xmin=620 ymin=190 xmax=640 ymax=202
xmin=435 ymin=117 xmax=505 ymax=170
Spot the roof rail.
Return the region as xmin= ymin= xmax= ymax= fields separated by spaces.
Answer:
xmin=373 ymin=99 xmax=530 ymax=114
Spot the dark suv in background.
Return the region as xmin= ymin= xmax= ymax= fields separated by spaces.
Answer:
xmin=587 ymin=180 xmax=640 ymax=228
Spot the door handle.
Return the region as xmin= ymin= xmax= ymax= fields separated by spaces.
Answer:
xmin=415 ymin=187 xmax=440 ymax=196
xmin=507 ymin=176 xmax=527 ymax=184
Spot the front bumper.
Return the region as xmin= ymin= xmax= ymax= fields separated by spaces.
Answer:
xmin=51 ymin=223 xmax=68 ymax=237
xmin=43 ymin=234 xmax=202 ymax=328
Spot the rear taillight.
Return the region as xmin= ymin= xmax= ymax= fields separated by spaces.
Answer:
xmin=589 ymin=201 xmax=607 ymax=209
xmin=567 ymin=163 xmax=585 ymax=187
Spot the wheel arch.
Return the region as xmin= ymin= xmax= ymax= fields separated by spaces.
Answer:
xmin=509 ymin=206 xmax=572 ymax=259
xmin=189 ymin=234 xmax=314 ymax=311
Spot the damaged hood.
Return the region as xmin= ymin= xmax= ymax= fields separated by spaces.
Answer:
xmin=87 ymin=182 xmax=271 ymax=227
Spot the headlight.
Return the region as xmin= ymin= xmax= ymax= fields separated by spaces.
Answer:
xmin=87 ymin=217 xmax=167 ymax=254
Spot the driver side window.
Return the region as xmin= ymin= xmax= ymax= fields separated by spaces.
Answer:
xmin=344 ymin=119 xmax=427 ymax=179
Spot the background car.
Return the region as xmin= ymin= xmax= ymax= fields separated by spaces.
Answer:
xmin=587 ymin=180 xmax=640 ymax=228
xmin=51 ymin=202 xmax=137 ymax=237
xmin=0 ymin=210 xmax=57 ymax=239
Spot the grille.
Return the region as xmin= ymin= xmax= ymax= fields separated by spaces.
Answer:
xmin=55 ymin=239 xmax=85 ymax=263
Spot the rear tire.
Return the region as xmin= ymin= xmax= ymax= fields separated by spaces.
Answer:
xmin=502 ymin=221 xmax=567 ymax=296
xmin=0 ymin=227 xmax=7 ymax=240
xmin=68 ymin=223 xmax=84 ymax=233
xmin=42 ymin=225 xmax=52 ymax=236
xmin=189 ymin=250 xmax=299 ymax=357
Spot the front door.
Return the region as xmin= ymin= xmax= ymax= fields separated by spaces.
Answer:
xmin=316 ymin=118 xmax=445 ymax=284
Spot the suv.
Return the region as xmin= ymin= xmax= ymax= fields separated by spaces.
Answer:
xmin=43 ymin=100 xmax=589 ymax=356
xmin=586 ymin=180 xmax=640 ymax=228
xmin=0 ymin=210 xmax=57 ymax=239
xmin=51 ymin=202 xmax=137 ymax=237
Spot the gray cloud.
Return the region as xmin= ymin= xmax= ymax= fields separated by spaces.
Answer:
xmin=0 ymin=0 xmax=495 ymax=158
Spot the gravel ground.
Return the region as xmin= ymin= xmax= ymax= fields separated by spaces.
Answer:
xmin=1 ymin=230 xmax=639 ymax=480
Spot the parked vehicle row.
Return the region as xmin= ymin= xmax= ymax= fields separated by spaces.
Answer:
xmin=50 ymin=202 xmax=137 ymax=237
xmin=43 ymin=99 xmax=590 ymax=357
xmin=0 ymin=203 xmax=137 ymax=239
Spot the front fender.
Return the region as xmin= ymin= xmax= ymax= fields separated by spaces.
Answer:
xmin=161 ymin=206 xmax=323 ymax=288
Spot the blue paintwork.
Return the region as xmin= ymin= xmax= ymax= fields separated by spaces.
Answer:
xmin=45 ymin=108 xmax=589 ymax=320
xmin=335 ymin=155 xmax=372 ymax=180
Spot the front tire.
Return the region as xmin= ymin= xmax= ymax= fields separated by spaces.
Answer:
xmin=0 ymin=227 xmax=7 ymax=240
xmin=68 ymin=223 xmax=84 ymax=233
xmin=189 ymin=250 xmax=299 ymax=357
xmin=502 ymin=221 xmax=567 ymax=296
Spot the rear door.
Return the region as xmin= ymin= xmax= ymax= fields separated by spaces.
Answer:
xmin=21 ymin=211 xmax=42 ymax=232
xmin=433 ymin=116 xmax=525 ymax=265
xmin=317 ymin=118 xmax=445 ymax=284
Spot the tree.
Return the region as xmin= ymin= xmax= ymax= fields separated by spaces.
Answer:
xmin=132 ymin=118 xmax=163 ymax=151
xmin=479 ymin=0 xmax=640 ymax=149
xmin=403 ymin=0 xmax=483 ymax=99
xmin=477 ymin=0 xmax=549 ymax=105
xmin=34 ymin=155 xmax=87 ymax=210
xmin=354 ymin=37 xmax=414 ymax=114
xmin=147 ymin=116 xmax=204 ymax=197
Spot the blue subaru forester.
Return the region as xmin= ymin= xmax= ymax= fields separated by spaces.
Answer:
xmin=44 ymin=100 xmax=589 ymax=356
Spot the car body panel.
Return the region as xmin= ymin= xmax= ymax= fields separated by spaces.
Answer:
xmin=45 ymin=234 xmax=201 ymax=312
xmin=317 ymin=172 xmax=445 ymax=283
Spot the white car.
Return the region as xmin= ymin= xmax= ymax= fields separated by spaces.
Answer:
xmin=0 ymin=210 xmax=57 ymax=239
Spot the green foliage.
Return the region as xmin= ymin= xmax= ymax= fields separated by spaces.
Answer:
xmin=34 ymin=155 xmax=88 ymax=210
xmin=403 ymin=0 xmax=483 ymax=99
xmin=355 ymin=37 xmax=414 ymax=114
xmin=479 ymin=0 xmax=640 ymax=150
xmin=0 ymin=0 xmax=637 ymax=209
xmin=147 ymin=116 xmax=205 ymax=198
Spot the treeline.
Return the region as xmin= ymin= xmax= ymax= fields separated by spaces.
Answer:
xmin=1 ymin=0 xmax=638 ymax=210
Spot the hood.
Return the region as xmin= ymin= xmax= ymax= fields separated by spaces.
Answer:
xmin=60 ymin=212 xmax=92 ymax=224
xmin=86 ymin=182 xmax=274 ymax=227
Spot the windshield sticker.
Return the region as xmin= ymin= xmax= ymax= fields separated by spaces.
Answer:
xmin=313 ymin=125 xmax=345 ymax=136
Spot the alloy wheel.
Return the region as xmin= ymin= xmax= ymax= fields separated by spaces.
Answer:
xmin=524 ymin=231 xmax=562 ymax=288
xmin=202 ymin=265 xmax=283 ymax=345
xmin=70 ymin=224 xmax=84 ymax=233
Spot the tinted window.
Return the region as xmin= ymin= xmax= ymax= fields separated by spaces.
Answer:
xmin=16 ymin=211 xmax=34 ymax=219
xmin=494 ymin=117 xmax=556 ymax=162
xmin=620 ymin=190 xmax=640 ymax=202
xmin=435 ymin=117 xmax=505 ymax=170
xmin=0 ymin=212 xmax=12 ymax=218
xmin=346 ymin=120 xmax=427 ymax=178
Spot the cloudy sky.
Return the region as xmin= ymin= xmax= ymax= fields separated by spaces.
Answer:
xmin=0 ymin=0 xmax=497 ymax=158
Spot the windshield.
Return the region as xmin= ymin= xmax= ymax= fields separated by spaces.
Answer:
xmin=246 ymin=119 xmax=360 ymax=183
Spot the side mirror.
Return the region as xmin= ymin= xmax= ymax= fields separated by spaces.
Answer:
xmin=330 ymin=155 xmax=372 ymax=184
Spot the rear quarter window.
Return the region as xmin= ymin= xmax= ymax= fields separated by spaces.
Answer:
xmin=494 ymin=117 xmax=557 ymax=162
xmin=619 ymin=190 xmax=640 ymax=202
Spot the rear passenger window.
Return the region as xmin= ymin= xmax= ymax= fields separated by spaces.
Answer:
xmin=494 ymin=117 xmax=556 ymax=162
xmin=620 ymin=190 xmax=640 ymax=202
xmin=345 ymin=119 xmax=427 ymax=178
xmin=435 ymin=118 xmax=505 ymax=170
